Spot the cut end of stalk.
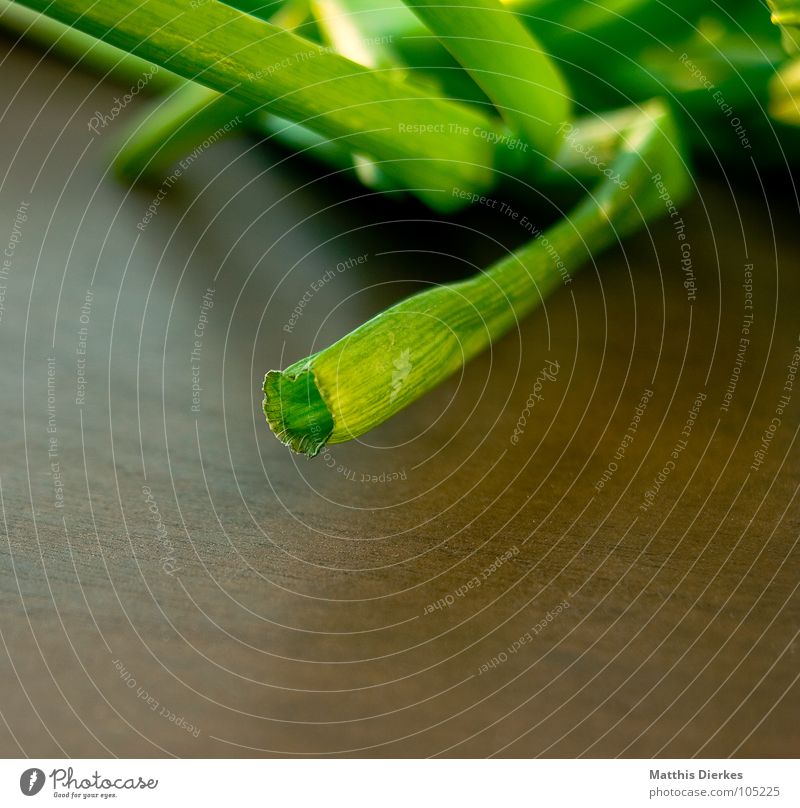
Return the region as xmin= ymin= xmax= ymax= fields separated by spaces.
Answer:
xmin=263 ymin=365 xmax=334 ymax=457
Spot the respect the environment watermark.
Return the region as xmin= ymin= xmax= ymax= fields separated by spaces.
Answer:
xmin=137 ymin=116 xmax=241 ymax=231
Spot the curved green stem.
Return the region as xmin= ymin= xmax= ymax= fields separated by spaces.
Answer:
xmin=264 ymin=98 xmax=691 ymax=455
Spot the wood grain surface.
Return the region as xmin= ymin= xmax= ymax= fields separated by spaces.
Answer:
xmin=0 ymin=39 xmax=798 ymax=758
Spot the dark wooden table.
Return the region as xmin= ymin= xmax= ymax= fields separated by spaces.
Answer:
xmin=1 ymin=38 xmax=798 ymax=758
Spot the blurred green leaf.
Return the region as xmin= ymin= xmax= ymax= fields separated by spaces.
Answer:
xmin=769 ymin=0 xmax=800 ymax=52
xmin=770 ymin=58 xmax=800 ymax=124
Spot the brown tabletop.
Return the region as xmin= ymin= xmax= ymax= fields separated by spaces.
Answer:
xmin=0 ymin=38 xmax=798 ymax=758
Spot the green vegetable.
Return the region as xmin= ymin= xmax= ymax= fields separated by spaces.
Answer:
xmin=264 ymin=99 xmax=690 ymax=455
xmin=12 ymin=0 xmax=502 ymax=210
xmin=113 ymin=0 xmax=409 ymax=185
xmin=401 ymin=0 xmax=571 ymax=156
xmin=0 ymin=0 xmax=177 ymax=89
xmin=112 ymin=84 xmax=249 ymax=182
xmin=6 ymin=0 xmax=794 ymax=458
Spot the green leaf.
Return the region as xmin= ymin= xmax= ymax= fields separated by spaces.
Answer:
xmin=113 ymin=0 xmax=408 ymax=191
xmin=264 ymin=99 xmax=691 ymax=455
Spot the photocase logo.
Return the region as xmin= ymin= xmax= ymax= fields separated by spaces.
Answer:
xmin=19 ymin=768 xmax=45 ymax=796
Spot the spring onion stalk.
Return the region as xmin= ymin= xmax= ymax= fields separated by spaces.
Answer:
xmin=112 ymin=84 xmax=250 ymax=182
xmin=0 ymin=0 xmax=179 ymax=90
xmin=401 ymin=0 xmax=570 ymax=156
xmin=115 ymin=81 xmax=402 ymax=192
xmin=112 ymin=0 xmax=406 ymax=187
xmin=264 ymin=99 xmax=690 ymax=455
xmin=113 ymin=0 xmax=307 ymax=183
xmin=112 ymin=0 xmax=323 ymax=183
xmin=13 ymin=0 xmax=503 ymax=210
xmin=112 ymin=0 xmax=787 ymax=184
xmin=3 ymin=0 xmax=429 ymax=196
xmin=115 ymin=0 xmax=440 ymax=185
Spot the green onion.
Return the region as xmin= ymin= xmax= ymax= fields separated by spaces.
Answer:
xmin=12 ymin=0 xmax=502 ymax=209
xmin=401 ymin=0 xmax=570 ymax=156
xmin=0 ymin=0 xmax=178 ymax=90
xmin=9 ymin=0 xmax=795 ymax=460
xmin=112 ymin=84 xmax=248 ymax=182
xmin=110 ymin=0 xmax=349 ymax=185
xmin=264 ymin=99 xmax=690 ymax=455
